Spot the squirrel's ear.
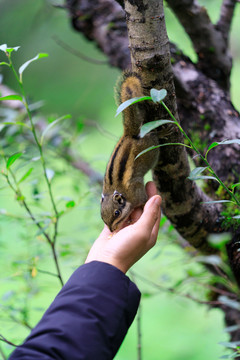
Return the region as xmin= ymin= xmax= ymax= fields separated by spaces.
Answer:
xmin=113 ymin=191 xmax=125 ymax=204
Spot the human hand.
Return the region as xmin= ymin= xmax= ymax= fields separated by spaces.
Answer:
xmin=85 ymin=182 xmax=161 ymax=273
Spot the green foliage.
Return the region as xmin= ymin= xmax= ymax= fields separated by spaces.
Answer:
xmin=115 ymin=96 xmax=152 ymax=117
xmin=0 ymin=95 xmax=22 ymax=101
xmin=18 ymin=53 xmax=48 ymax=83
xmin=150 ymin=88 xmax=167 ymax=103
xmin=208 ymin=233 xmax=232 ymax=250
xmin=6 ymin=152 xmax=23 ymax=169
xmin=221 ymin=197 xmax=240 ymax=230
xmin=140 ymin=119 xmax=174 ymax=138
xmin=40 ymin=114 xmax=71 ymax=145
xmin=188 ymin=129 xmax=208 ymax=153
xmin=0 ymin=47 xmax=102 ymax=354
xmin=0 ymin=40 xmax=237 ymax=360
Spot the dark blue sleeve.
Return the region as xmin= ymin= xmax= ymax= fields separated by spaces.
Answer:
xmin=9 ymin=261 xmax=141 ymax=360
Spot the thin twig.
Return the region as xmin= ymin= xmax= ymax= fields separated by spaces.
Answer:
xmin=2 ymin=171 xmax=51 ymax=244
xmin=52 ymin=35 xmax=108 ymax=65
xmin=0 ymin=334 xmax=17 ymax=347
xmin=132 ymin=271 xmax=235 ymax=308
xmin=0 ymin=305 xmax=32 ymax=331
xmin=50 ymin=242 xmax=64 ymax=286
xmin=136 ymin=302 xmax=142 ymax=360
xmin=84 ymin=119 xmax=118 ymax=141
xmin=37 ymin=268 xmax=61 ymax=278
xmin=130 ymin=271 xmax=142 ymax=360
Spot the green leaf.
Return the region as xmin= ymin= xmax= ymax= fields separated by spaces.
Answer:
xmin=19 ymin=53 xmax=49 ymax=82
xmin=0 ymin=62 xmax=10 ymax=67
xmin=0 ymin=95 xmax=22 ymax=101
xmin=232 ymin=215 xmax=240 ymax=219
xmin=1 ymin=121 xmax=31 ymax=129
xmin=65 ymin=200 xmax=75 ymax=208
xmin=140 ymin=120 xmax=175 ymax=138
xmin=219 ymin=296 xmax=240 ymax=311
xmin=219 ymin=139 xmax=240 ymax=145
xmin=219 ymin=341 xmax=238 ymax=349
xmin=46 ymin=168 xmax=54 ymax=182
xmin=40 ymin=114 xmax=71 ymax=145
xmin=189 ymin=166 xmax=208 ymax=178
xmin=203 ymin=200 xmax=234 ymax=204
xmin=0 ymin=44 xmax=20 ymax=53
xmin=0 ymin=44 xmax=7 ymax=52
xmin=188 ymin=175 xmax=219 ymax=182
xmin=195 ymin=255 xmax=223 ymax=267
xmin=206 ymin=142 xmax=219 ymax=155
xmin=224 ymin=325 xmax=240 ymax=333
xmin=188 ymin=166 xmax=218 ymax=181
xmin=231 ymin=183 xmax=240 ymax=191
xmin=36 ymin=223 xmax=51 ymax=236
xmin=150 ymin=88 xmax=167 ymax=103
xmin=6 ymin=152 xmax=23 ymax=169
xmin=206 ymin=139 xmax=240 ymax=158
xmin=208 ymin=233 xmax=231 ymax=249
xmin=18 ymin=168 xmax=33 ymax=184
xmin=142 ymin=292 xmax=153 ymax=298
xmin=6 ymin=47 xmax=20 ymax=54
xmin=135 ymin=142 xmax=190 ymax=160
xmin=115 ymin=96 xmax=151 ymax=117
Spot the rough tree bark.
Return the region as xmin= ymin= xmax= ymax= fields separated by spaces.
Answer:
xmin=65 ymin=0 xmax=240 ymax=347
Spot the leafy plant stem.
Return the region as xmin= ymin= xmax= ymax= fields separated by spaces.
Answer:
xmin=8 ymin=54 xmax=59 ymax=226
xmin=160 ymin=100 xmax=240 ymax=207
xmin=2 ymin=52 xmax=64 ymax=286
xmin=2 ymin=168 xmax=64 ymax=285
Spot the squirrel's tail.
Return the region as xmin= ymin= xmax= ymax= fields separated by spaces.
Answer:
xmin=115 ymin=72 xmax=145 ymax=137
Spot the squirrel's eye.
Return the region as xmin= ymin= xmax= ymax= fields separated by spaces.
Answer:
xmin=114 ymin=210 xmax=120 ymax=218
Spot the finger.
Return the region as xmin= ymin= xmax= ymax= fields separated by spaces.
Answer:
xmin=149 ymin=205 xmax=161 ymax=243
xmin=138 ymin=195 xmax=162 ymax=234
xmin=145 ymin=181 xmax=158 ymax=199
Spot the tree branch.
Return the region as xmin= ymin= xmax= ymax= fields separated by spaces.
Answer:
xmin=66 ymin=0 xmax=131 ymax=69
xmin=171 ymin=51 xmax=240 ymax=184
xmin=166 ymin=0 xmax=232 ymax=89
xmin=217 ymin=0 xmax=238 ymax=45
xmin=52 ymin=35 xmax=108 ymax=65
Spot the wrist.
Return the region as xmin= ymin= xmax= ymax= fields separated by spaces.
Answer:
xmin=97 ymin=255 xmax=128 ymax=274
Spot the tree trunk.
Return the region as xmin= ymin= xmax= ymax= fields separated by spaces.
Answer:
xmin=65 ymin=0 xmax=240 ymax=347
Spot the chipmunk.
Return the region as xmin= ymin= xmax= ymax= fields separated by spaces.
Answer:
xmin=101 ymin=72 xmax=159 ymax=232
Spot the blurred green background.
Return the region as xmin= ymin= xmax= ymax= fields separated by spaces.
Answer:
xmin=0 ymin=0 xmax=239 ymax=359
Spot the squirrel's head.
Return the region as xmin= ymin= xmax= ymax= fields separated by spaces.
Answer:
xmin=101 ymin=190 xmax=132 ymax=232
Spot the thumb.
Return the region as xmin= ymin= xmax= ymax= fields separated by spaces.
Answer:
xmin=138 ymin=195 xmax=162 ymax=231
